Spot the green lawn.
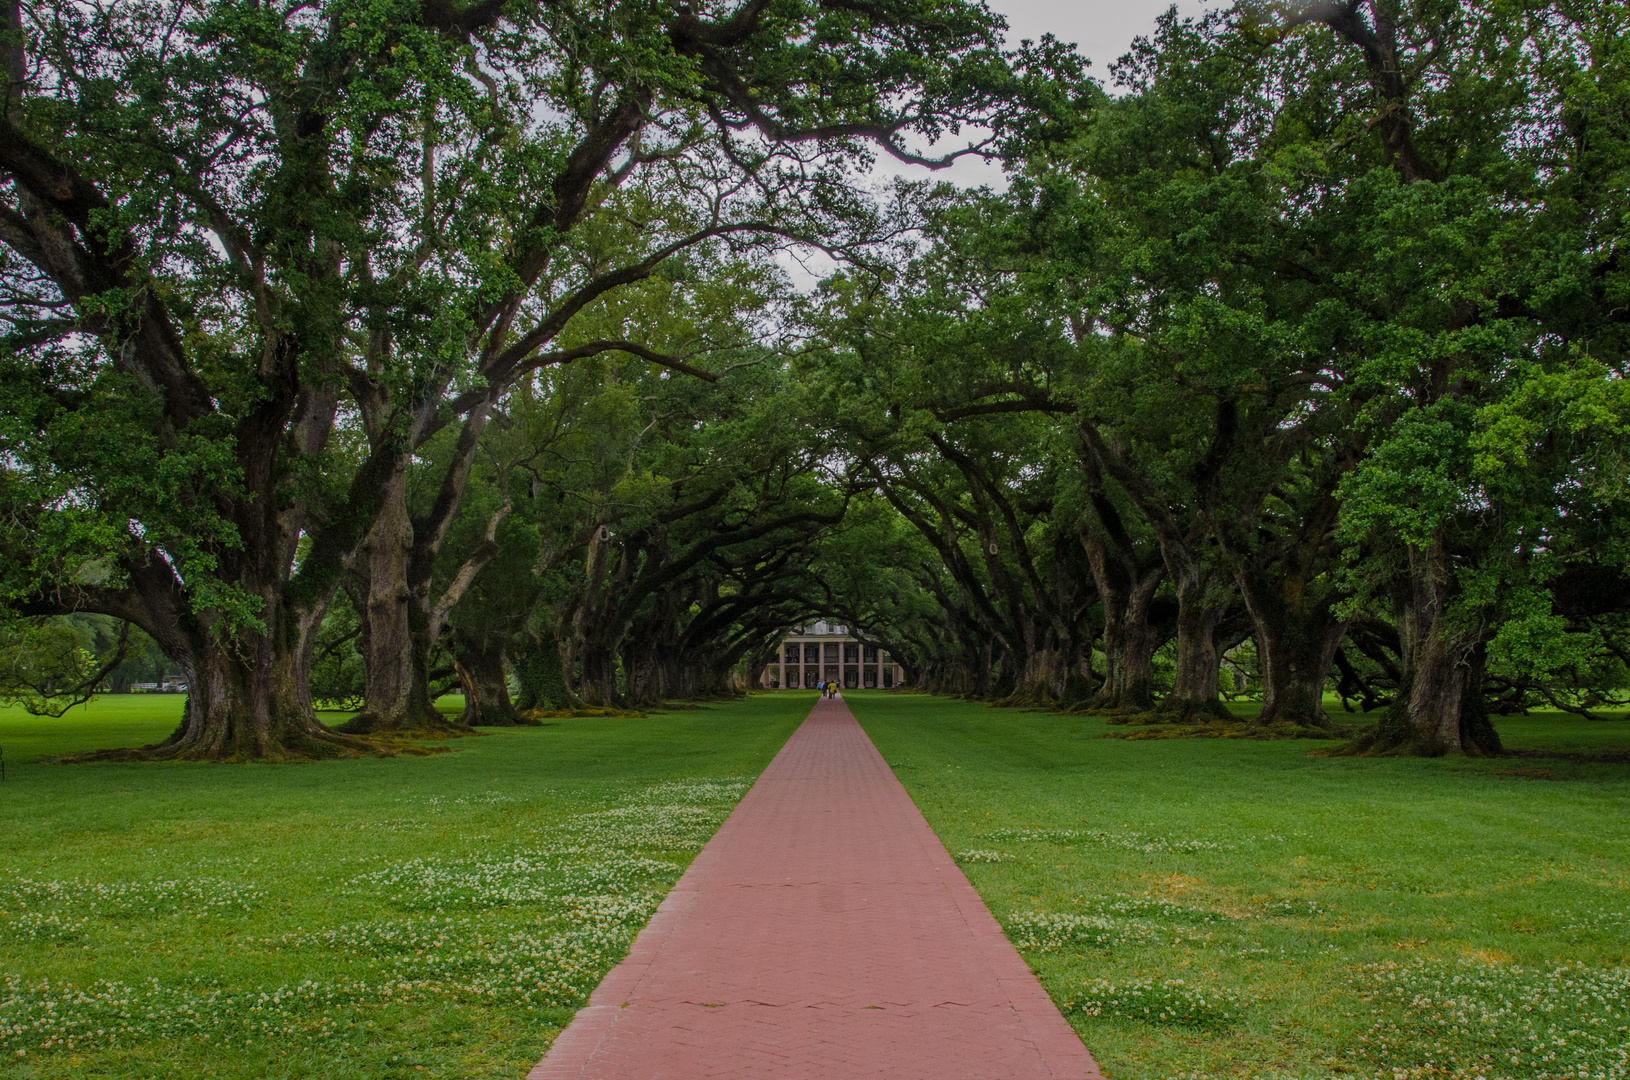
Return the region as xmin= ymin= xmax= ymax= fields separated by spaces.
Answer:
xmin=844 ymin=692 xmax=1630 ymax=1080
xmin=6 ymin=692 xmax=1627 ymax=1080
xmin=0 ymin=693 xmax=810 ymax=1080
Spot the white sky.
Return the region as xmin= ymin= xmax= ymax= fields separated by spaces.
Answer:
xmin=876 ymin=0 xmax=1215 ymax=188
xmin=779 ymin=0 xmax=1217 ymax=284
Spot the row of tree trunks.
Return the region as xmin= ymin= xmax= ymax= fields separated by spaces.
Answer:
xmin=152 ymin=506 xmax=1503 ymax=757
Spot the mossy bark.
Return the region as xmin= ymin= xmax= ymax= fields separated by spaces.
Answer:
xmin=455 ymin=642 xmax=531 ymax=727
xmin=576 ymin=641 xmax=623 ymax=708
xmin=1083 ymin=558 xmax=1160 ymax=712
xmin=1078 ymin=497 xmax=1163 ymax=713
xmin=1004 ymin=642 xmax=1094 ymax=707
xmin=1158 ymin=592 xmax=1230 ymax=721
xmin=1253 ymin=618 xmax=1347 ymax=730
xmin=1228 ymin=549 xmax=1347 ymax=731
xmin=514 ymin=638 xmax=570 ymax=711
xmin=342 ymin=464 xmax=459 ymax=735
xmin=1338 ymin=544 xmax=1502 ymax=757
xmin=75 ymin=590 xmax=377 ymax=762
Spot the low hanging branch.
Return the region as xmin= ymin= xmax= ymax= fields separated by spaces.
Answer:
xmin=427 ymin=496 xmax=514 ymax=647
xmin=0 ymin=621 xmax=132 ymax=717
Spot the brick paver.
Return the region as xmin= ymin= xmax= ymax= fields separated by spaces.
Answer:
xmin=527 ymin=695 xmax=1105 ymax=1079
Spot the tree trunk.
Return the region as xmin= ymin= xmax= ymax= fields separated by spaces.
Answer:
xmin=566 ymin=526 xmax=631 ymax=709
xmin=620 ymin=649 xmax=666 ymax=708
xmin=1007 ymin=636 xmax=1094 ymax=706
xmin=1338 ymin=542 xmax=1503 ymax=756
xmin=78 ymin=588 xmax=374 ymax=762
xmin=669 ymin=658 xmax=737 ymax=700
xmin=620 ymin=627 xmax=690 ymax=707
xmin=513 ymin=636 xmax=571 ymax=712
xmin=342 ymin=463 xmax=455 ymax=734
xmin=1080 ymin=530 xmax=1161 ymax=712
xmin=1254 ymin=617 xmax=1348 ymax=728
xmin=1008 ymin=644 xmax=1063 ymax=705
xmin=1159 ymin=595 xmax=1229 ymax=720
xmin=576 ymin=640 xmax=622 ymax=708
xmin=1227 ymin=550 xmax=1347 ymax=730
xmin=455 ymin=641 xmax=531 ymax=726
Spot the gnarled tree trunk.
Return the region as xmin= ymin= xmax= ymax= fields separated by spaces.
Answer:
xmin=1160 ymin=598 xmax=1228 ymax=720
xmin=575 ymin=639 xmax=623 ymax=708
xmin=1339 ymin=542 xmax=1502 ymax=756
xmin=1227 ymin=545 xmax=1348 ymax=731
xmin=342 ymin=463 xmax=451 ymax=734
xmin=513 ymin=635 xmax=571 ymax=712
xmin=455 ymin=639 xmax=531 ymax=726
xmin=1080 ymin=526 xmax=1161 ymax=713
xmin=1253 ymin=616 xmax=1348 ymax=728
xmin=79 ymin=564 xmax=373 ymax=762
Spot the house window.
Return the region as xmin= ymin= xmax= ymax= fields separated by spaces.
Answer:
xmin=804 ymin=643 xmax=819 ymax=664
xmin=824 ymin=643 xmax=839 ymax=663
xmin=843 ymin=643 xmax=859 ymax=663
xmin=844 ymin=667 xmax=859 ymax=688
xmin=864 ymin=669 xmax=878 ymax=687
xmin=784 ymin=643 xmax=799 ymax=664
xmin=804 ymin=669 xmax=819 ymax=689
xmin=863 ymin=644 xmax=878 ymax=663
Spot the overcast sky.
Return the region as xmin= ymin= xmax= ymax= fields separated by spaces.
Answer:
xmin=873 ymin=0 xmax=1218 ymax=188
xmin=776 ymin=0 xmax=1218 ymax=283
xmin=998 ymin=0 xmax=1212 ymax=73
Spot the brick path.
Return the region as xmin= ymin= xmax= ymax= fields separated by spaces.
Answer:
xmin=528 ymin=695 xmax=1104 ymax=1079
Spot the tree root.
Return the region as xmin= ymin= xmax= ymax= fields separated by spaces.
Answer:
xmin=518 ymin=705 xmax=648 ymax=720
xmin=1325 ymin=730 xmax=1500 ymax=758
xmin=1153 ymin=698 xmax=1235 ymax=723
xmin=1326 ymin=706 xmax=1503 ymax=758
xmin=335 ymin=710 xmax=472 ymax=738
xmin=62 ymin=728 xmax=450 ymax=763
xmin=466 ymin=714 xmax=543 ymax=728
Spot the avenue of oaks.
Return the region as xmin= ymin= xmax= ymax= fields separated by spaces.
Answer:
xmin=1 ymin=0 xmax=1627 ymax=759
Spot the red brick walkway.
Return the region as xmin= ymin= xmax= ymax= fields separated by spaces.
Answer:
xmin=527 ymin=695 xmax=1104 ymax=1079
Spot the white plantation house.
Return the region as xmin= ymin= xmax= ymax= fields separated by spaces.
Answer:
xmin=760 ymin=622 xmax=903 ymax=690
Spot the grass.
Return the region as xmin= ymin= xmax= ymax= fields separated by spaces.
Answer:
xmin=6 ymin=690 xmax=1628 ymax=1080
xmin=844 ymin=692 xmax=1630 ymax=1080
xmin=0 ymin=692 xmax=810 ymax=1080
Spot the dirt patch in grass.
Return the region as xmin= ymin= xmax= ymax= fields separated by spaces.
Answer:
xmin=1097 ymin=717 xmax=1355 ymax=741
xmin=520 ymin=706 xmax=649 ymax=720
xmin=1489 ymin=766 xmax=1566 ymax=780
xmin=1506 ymin=747 xmax=1630 ymax=765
